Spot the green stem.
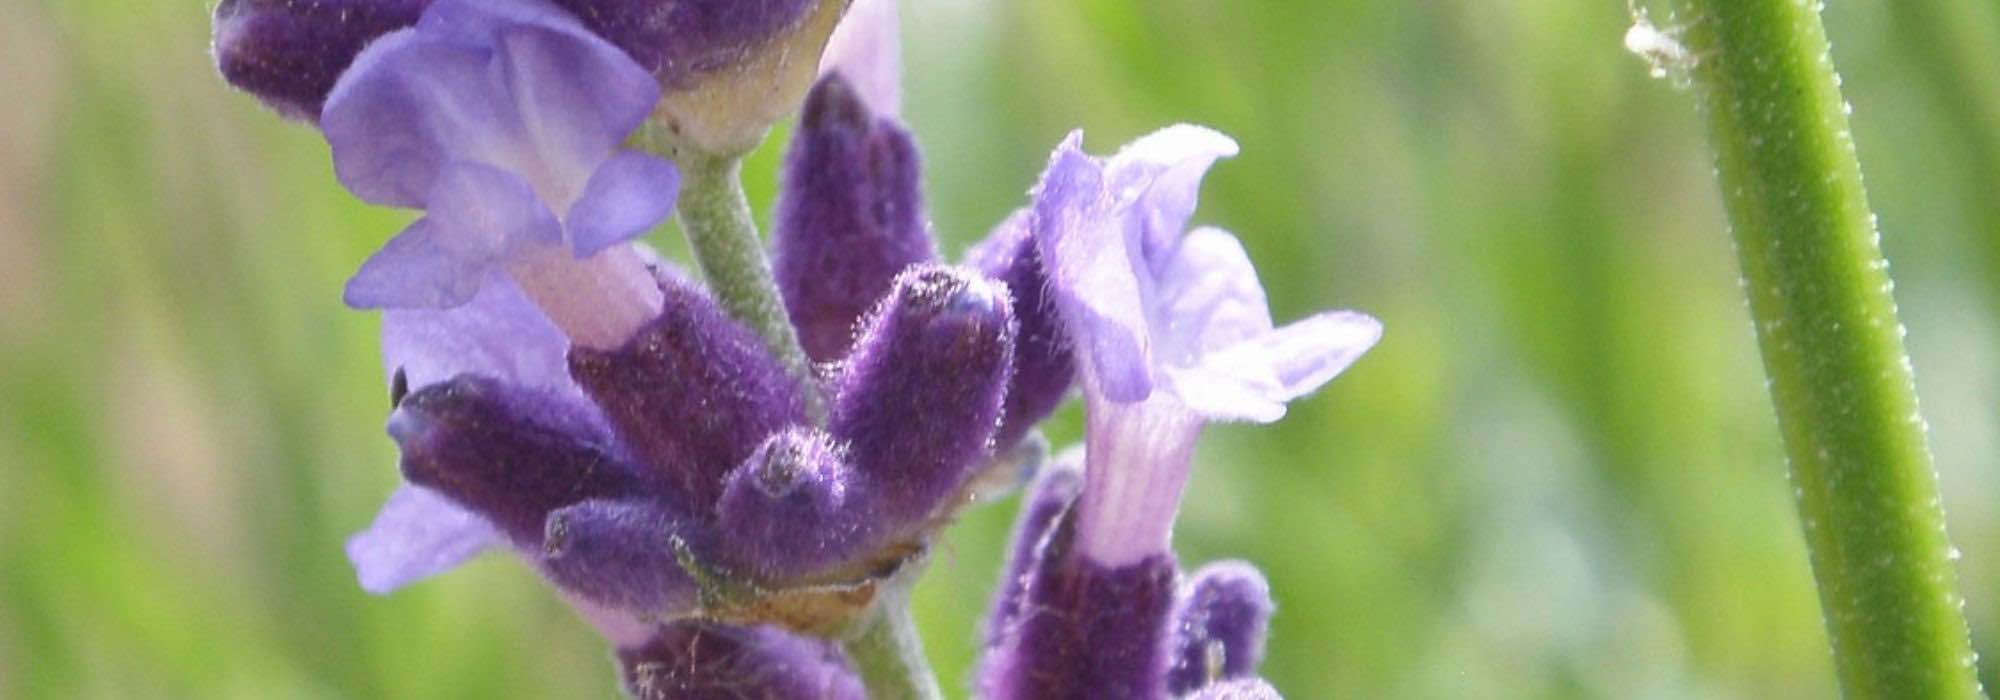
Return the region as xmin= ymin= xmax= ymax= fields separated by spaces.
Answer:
xmin=673 ymin=152 xmax=823 ymax=415
xmin=1662 ymin=1 xmax=1984 ymax=696
xmin=843 ymin=603 xmax=944 ymax=700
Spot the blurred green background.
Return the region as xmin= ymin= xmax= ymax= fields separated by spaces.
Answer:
xmin=6 ymin=0 xmax=2000 ymax=697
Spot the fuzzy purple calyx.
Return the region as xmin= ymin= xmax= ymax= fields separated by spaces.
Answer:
xmin=982 ymin=452 xmax=1083 ymax=654
xmin=568 ymin=275 xmax=808 ymax=513
xmin=831 ymin=264 xmax=1016 ymax=529
xmin=212 ymin=0 xmax=432 ymax=121
xmin=715 ymin=428 xmax=869 ymax=582
xmin=390 ymin=374 xmax=647 ymax=546
xmin=773 ymin=73 xmax=935 ymax=362
xmin=982 ymin=512 xmax=1179 ymax=700
xmin=1166 ymin=561 xmax=1274 ymax=694
xmin=547 ymin=0 xmax=818 ymax=88
xmin=968 ymin=210 xmax=1077 ymax=450
xmin=540 ymin=499 xmax=703 ymax=617
xmin=617 ymin=620 xmax=865 ymax=700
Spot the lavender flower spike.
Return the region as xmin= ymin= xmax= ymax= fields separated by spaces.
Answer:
xmin=773 ymin=74 xmax=935 ymax=362
xmin=618 ymin=621 xmax=865 ymax=700
xmin=322 ymin=0 xmax=678 ymax=346
xmin=1030 ymin=126 xmax=1382 ymax=567
xmin=819 ymin=0 xmax=902 ymax=115
xmin=1166 ymin=561 xmax=1274 ymax=694
xmin=212 ymin=0 xmax=431 ymax=121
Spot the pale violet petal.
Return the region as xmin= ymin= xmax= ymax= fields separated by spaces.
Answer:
xmin=566 ymin=151 xmax=680 ymax=257
xmin=425 ymin=161 xmax=564 ymax=260
xmin=323 ymin=31 xmax=521 ymax=208
xmin=488 ymin=21 xmax=662 ymax=205
xmin=346 ymin=484 xmax=500 ymax=594
xmin=1161 ymin=361 xmax=1286 ymax=424
xmin=1154 ymin=227 xmax=1274 ymax=362
xmin=1171 ymin=310 xmax=1381 ymax=423
xmin=819 ymin=0 xmax=902 ymax=116
xmin=381 ymin=273 xmax=580 ymax=395
xmin=1031 ymin=133 xmax=1153 ymax=402
xmin=343 ymin=220 xmax=489 ymax=310
xmin=1105 ymin=125 xmax=1239 ymax=267
xmin=1258 ymin=310 xmax=1382 ymax=401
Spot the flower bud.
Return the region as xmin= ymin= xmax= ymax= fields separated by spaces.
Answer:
xmin=540 ymin=499 xmax=702 ymax=617
xmin=211 ymin=0 xmax=430 ymax=121
xmin=968 ymin=211 xmax=1076 ymax=450
xmin=715 ymin=428 xmax=869 ymax=581
xmin=390 ymin=375 xmax=647 ymax=545
xmin=983 ymin=453 xmax=1081 ymax=653
xmin=773 ymin=74 xmax=935 ymax=362
xmin=617 ymin=620 xmax=865 ymax=700
xmin=1166 ymin=561 xmax=1274 ymax=694
xmin=568 ymin=275 xmax=807 ymax=512
xmin=831 ymin=265 xmax=1015 ymax=529
xmin=556 ymin=0 xmax=850 ymax=156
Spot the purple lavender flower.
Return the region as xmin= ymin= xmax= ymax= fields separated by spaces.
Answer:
xmin=211 ymin=0 xmax=431 ymax=121
xmin=1031 ymin=124 xmax=1381 ymax=565
xmin=983 ymin=126 xmax=1379 ymax=698
xmin=321 ymin=0 xmax=680 ymax=311
xmin=1166 ymin=561 xmax=1274 ymax=694
xmin=617 ymin=620 xmax=865 ymax=700
xmin=772 ymin=74 xmax=934 ymax=362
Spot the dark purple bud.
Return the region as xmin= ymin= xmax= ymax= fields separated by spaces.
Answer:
xmin=569 ymin=276 xmax=806 ymax=512
xmin=391 ymin=375 xmax=647 ymax=545
xmin=967 ymin=210 xmax=1076 ymax=449
xmin=547 ymin=0 xmax=818 ymax=88
xmin=1187 ymin=678 xmax=1283 ymax=700
xmin=715 ymin=428 xmax=869 ymax=581
xmin=773 ymin=74 xmax=936 ymax=362
xmin=211 ymin=0 xmax=430 ymax=121
xmin=982 ymin=516 xmax=1178 ymax=700
xmin=983 ymin=454 xmax=1082 ymax=652
xmin=541 ymin=499 xmax=702 ymax=617
xmin=617 ymin=620 xmax=865 ymax=700
xmin=1166 ymin=561 xmax=1274 ymax=694
xmin=831 ymin=265 xmax=1015 ymax=528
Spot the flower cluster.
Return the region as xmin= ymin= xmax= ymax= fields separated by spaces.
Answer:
xmin=213 ymin=0 xmax=1377 ymax=697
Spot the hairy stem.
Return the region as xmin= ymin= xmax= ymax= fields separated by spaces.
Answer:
xmin=1662 ymin=1 xmax=1984 ymax=696
xmin=843 ymin=602 xmax=944 ymax=700
xmin=673 ymin=152 xmax=823 ymax=415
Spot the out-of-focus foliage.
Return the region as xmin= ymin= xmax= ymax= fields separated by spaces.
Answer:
xmin=3 ymin=0 xmax=1999 ymax=697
